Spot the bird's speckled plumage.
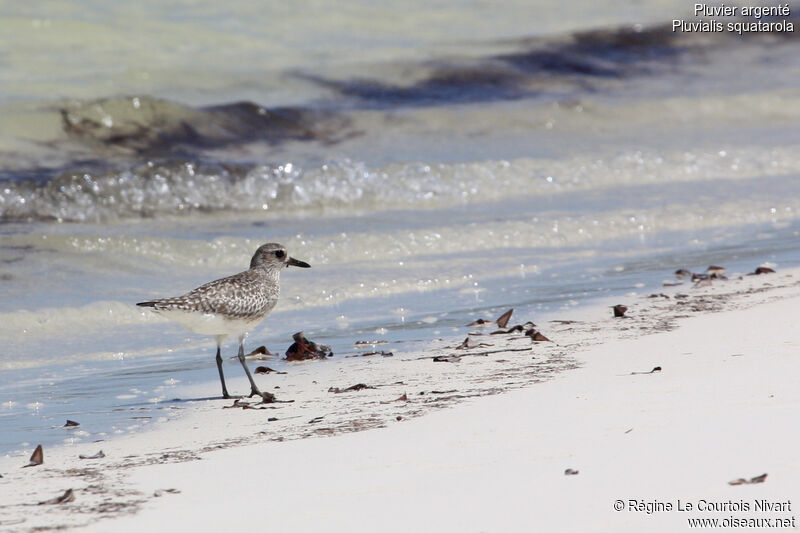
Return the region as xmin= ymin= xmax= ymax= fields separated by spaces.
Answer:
xmin=142 ymin=265 xmax=281 ymax=321
xmin=138 ymin=243 xmax=301 ymax=327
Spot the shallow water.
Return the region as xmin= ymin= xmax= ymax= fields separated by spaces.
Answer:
xmin=1 ymin=2 xmax=800 ymax=455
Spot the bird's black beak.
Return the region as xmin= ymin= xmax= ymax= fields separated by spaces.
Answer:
xmin=287 ymin=257 xmax=311 ymax=268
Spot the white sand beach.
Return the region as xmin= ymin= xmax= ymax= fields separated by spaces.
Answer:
xmin=1 ymin=268 xmax=798 ymax=532
xmin=2 ymin=3 xmax=800 ymax=532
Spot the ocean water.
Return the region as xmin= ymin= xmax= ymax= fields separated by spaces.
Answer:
xmin=1 ymin=1 xmax=800 ymax=456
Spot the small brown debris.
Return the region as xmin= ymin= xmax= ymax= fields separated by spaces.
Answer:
xmin=729 ymin=473 xmax=767 ymax=486
xmin=268 ymin=417 xmax=278 ymax=422
xmin=63 ymin=420 xmax=80 ymax=428
xmin=361 ymin=351 xmax=394 ymax=357
xmin=492 ymin=321 xmax=537 ymax=335
xmin=527 ymin=330 xmax=551 ymax=342
xmin=631 ymin=366 xmax=662 ymax=375
xmin=433 ymin=355 xmax=461 ymax=363
xmin=254 ymin=366 xmax=286 ymax=374
xmin=495 ymin=308 xmax=514 ymax=328
xmin=492 ymin=324 xmax=527 ymax=334
xmin=396 ymin=416 xmax=403 ymax=421
xmin=467 ymin=308 xmax=514 ymax=327
xmin=674 ymin=268 xmax=692 ymax=279
xmin=431 ymin=389 xmax=457 ymax=394
xmin=79 ymin=450 xmax=105 ymax=460
xmin=223 ymin=399 xmax=247 ymax=409
xmin=328 ymin=383 xmax=375 ymax=393
xmin=612 ymin=305 xmax=628 ymax=318
xmin=308 ymin=416 xmax=324 ymax=424
xmin=246 ymin=346 xmax=275 ymax=358
xmin=259 ymin=392 xmax=277 ymax=403
xmin=224 ymin=393 xmax=281 ymax=409
xmin=285 ymin=332 xmax=332 ymax=360
xmin=24 ymin=445 xmax=43 ymax=467
xmin=39 ymin=488 xmax=74 ymax=505
xmin=564 ymin=468 xmax=579 ymax=476
xmin=752 ymin=266 xmax=776 ymax=275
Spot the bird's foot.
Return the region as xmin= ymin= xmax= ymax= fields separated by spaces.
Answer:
xmin=222 ymin=391 xmax=247 ymax=401
xmin=248 ymin=387 xmax=263 ymax=399
xmin=249 ymin=389 xmax=277 ymax=403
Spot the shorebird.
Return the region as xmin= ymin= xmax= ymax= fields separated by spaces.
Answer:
xmin=137 ymin=243 xmax=310 ymax=399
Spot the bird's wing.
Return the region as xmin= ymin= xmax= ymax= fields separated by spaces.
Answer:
xmin=140 ymin=270 xmax=264 ymax=318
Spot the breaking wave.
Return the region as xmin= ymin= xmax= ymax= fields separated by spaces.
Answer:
xmin=2 ymin=146 xmax=800 ymax=222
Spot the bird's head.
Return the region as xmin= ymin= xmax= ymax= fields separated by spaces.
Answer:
xmin=250 ymin=243 xmax=311 ymax=270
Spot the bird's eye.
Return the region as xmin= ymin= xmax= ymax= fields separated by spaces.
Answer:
xmin=275 ymin=250 xmax=286 ymax=259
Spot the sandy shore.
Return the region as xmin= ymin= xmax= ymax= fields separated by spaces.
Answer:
xmin=1 ymin=268 xmax=799 ymax=532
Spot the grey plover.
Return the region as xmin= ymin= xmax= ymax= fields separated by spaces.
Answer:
xmin=137 ymin=243 xmax=310 ymax=399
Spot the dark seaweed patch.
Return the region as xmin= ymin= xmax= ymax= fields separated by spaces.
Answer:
xmin=294 ymin=24 xmax=691 ymax=107
xmin=296 ymin=60 xmax=528 ymax=106
xmin=298 ymin=21 xmax=798 ymax=108
xmin=59 ymin=97 xmax=353 ymax=157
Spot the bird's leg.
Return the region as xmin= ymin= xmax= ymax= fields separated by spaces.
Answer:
xmin=237 ymin=336 xmax=263 ymax=399
xmin=215 ymin=337 xmax=231 ymax=399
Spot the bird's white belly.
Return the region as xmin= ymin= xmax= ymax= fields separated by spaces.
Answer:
xmin=160 ymin=310 xmax=261 ymax=338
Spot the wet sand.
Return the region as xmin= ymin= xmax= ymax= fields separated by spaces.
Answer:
xmin=1 ymin=268 xmax=798 ymax=532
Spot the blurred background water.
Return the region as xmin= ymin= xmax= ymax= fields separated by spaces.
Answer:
xmin=1 ymin=0 xmax=799 ymax=456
